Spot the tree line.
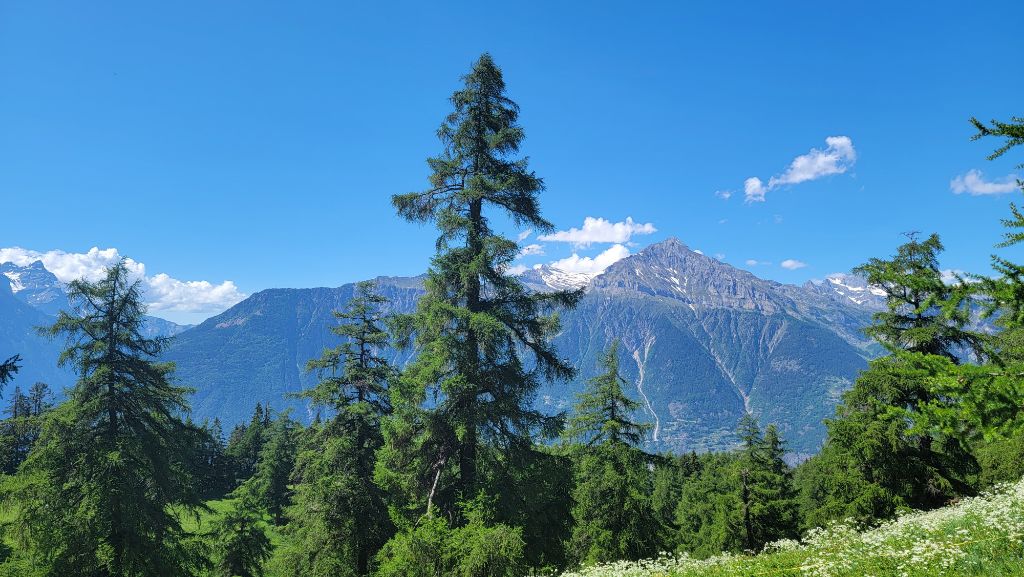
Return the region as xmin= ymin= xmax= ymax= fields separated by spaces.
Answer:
xmin=0 ymin=55 xmax=1022 ymax=577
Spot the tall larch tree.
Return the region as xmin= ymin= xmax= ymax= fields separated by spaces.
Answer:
xmin=279 ymin=280 xmax=395 ymax=576
xmin=5 ymin=261 xmax=204 ymax=577
xmin=382 ymin=53 xmax=581 ymax=519
xmin=565 ymin=341 xmax=662 ymax=564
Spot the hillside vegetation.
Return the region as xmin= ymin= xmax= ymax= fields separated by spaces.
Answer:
xmin=560 ymin=479 xmax=1024 ymax=577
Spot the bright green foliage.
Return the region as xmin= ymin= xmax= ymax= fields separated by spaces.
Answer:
xmin=675 ymin=452 xmax=743 ymax=557
xmin=211 ymin=486 xmax=272 ymax=577
xmin=374 ymin=495 xmax=525 ymax=577
xmin=560 ymin=478 xmax=1024 ymax=577
xmin=0 ymin=382 xmax=51 ymax=474
xmin=974 ymin=427 xmax=1024 ymax=488
xmin=3 ymin=261 xmax=205 ymax=577
xmin=676 ymin=418 xmax=798 ymax=557
xmin=383 ymin=53 xmax=580 ymax=518
xmin=802 ymin=353 xmax=976 ymax=526
xmin=853 ymin=233 xmax=985 ymax=361
xmin=278 ymin=281 xmax=395 ymax=576
xmin=246 ymin=413 xmax=298 ymax=526
xmin=800 ymin=234 xmax=988 ymax=528
xmin=566 ymin=342 xmax=662 ymax=565
xmin=565 ymin=341 xmax=650 ymax=447
xmin=970 ymin=115 xmax=1024 ymax=166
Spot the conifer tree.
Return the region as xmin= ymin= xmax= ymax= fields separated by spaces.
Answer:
xmin=565 ymin=341 xmax=649 ymax=447
xmin=565 ymin=341 xmax=661 ymax=564
xmin=247 ymin=413 xmax=297 ymax=526
xmin=675 ymin=418 xmax=798 ymax=556
xmin=734 ymin=417 xmax=799 ymax=551
xmin=802 ymin=235 xmax=986 ymax=528
xmin=279 ymin=281 xmax=395 ymax=576
xmin=5 ymin=261 xmax=203 ymax=576
xmin=854 ymin=232 xmax=984 ymax=361
xmin=0 ymin=382 xmax=51 ymax=474
xmin=382 ymin=53 xmax=580 ymax=519
xmin=211 ymin=486 xmax=272 ymax=577
xmin=0 ymin=354 xmax=20 ymax=388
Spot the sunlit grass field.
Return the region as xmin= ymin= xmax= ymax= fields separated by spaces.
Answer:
xmin=559 ymin=480 xmax=1024 ymax=577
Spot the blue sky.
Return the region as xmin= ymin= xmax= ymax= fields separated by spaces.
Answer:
xmin=2 ymin=1 xmax=1023 ymax=324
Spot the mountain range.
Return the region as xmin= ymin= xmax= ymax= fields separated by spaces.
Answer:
xmin=0 ymin=240 xmax=884 ymax=455
xmin=0 ymin=262 xmax=192 ymax=391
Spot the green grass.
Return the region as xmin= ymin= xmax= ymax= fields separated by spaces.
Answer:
xmin=559 ymin=479 xmax=1024 ymax=577
xmin=177 ymin=495 xmax=286 ymax=549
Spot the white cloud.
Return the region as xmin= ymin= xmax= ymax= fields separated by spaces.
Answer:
xmin=516 ymin=229 xmax=534 ymax=242
xmin=714 ymin=253 xmax=726 ymax=261
xmin=0 ymin=246 xmax=145 ymax=282
xmin=744 ymin=177 xmax=766 ymax=203
xmin=517 ymin=244 xmax=545 ymax=258
xmin=745 ymin=259 xmax=770 ymax=266
xmin=950 ymin=169 xmax=1020 ymax=196
xmin=693 ymin=249 xmax=704 ymax=255
xmin=715 ymin=190 xmax=733 ymax=200
xmin=781 ymin=259 xmax=807 ymax=270
xmin=539 ymin=217 xmax=656 ymax=247
xmin=549 ymin=244 xmax=630 ymax=276
xmin=504 ymin=264 xmax=529 ymax=276
xmin=0 ymin=247 xmax=246 ymax=314
xmin=745 ymin=136 xmax=856 ymax=202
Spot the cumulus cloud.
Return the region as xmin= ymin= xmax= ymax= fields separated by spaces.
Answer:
xmin=744 ymin=178 xmax=766 ymax=203
xmin=539 ymin=217 xmax=656 ymax=248
xmin=517 ymin=244 xmax=545 ymax=258
xmin=516 ymin=229 xmax=534 ymax=242
xmin=504 ymin=264 xmax=529 ymax=276
xmin=715 ymin=190 xmax=733 ymax=200
xmin=781 ymin=259 xmax=807 ymax=270
xmin=950 ymin=169 xmax=1020 ymax=196
xmin=0 ymin=247 xmax=246 ymax=314
xmin=0 ymin=246 xmax=145 ymax=282
xmin=745 ymin=136 xmax=857 ymax=202
xmin=745 ymin=259 xmax=770 ymax=266
xmin=549 ymin=244 xmax=630 ymax=276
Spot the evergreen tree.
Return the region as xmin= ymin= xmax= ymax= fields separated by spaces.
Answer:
xmin=565 ymin=341 xmax=649 ymax=447
xmin=0 ymin=382 xmax=51 ymax=474
xmin=247 ymin=413 xmax=298 ymax=526
xmin=0 ymin=355 xmax=20 ymax=388
xmin=211 ymin=486 xmax=272 ymax=577
xmin=675 ymin=418 xmax=798 ymax=556
xmin=226 ymin=404 xmax=271 ymax=486
xmin=374 ymin=495 xmax=525 ymax=577
xmin=853 ymin=232 xmax=984 ymax=361
xmin=279 ymin=281 xmax=395 ymax=576
xmin=564 ymin=341 xmax=661 ymax=564
xmin=675 ymin=452 xmax=743 ymax=557
xmin=802 ymin=352 xmax=975 ymax=526
xmin=734 ymin=418 xmax=799 ymax=552
xmin=5 ymin=261 xmax=204 ymax=576
xmin=800 ymin=235 xmax=987 ymax=527
xmin=381 ymin=53 xmax=580 ymax=520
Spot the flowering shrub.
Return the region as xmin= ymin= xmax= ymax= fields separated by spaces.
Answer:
xmin=559 ymin=479 xmax=1024 ymax=577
